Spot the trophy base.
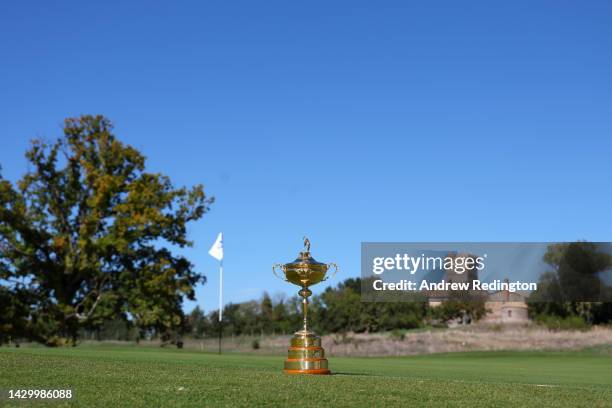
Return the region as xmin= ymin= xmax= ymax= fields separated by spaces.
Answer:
xmin=284 ymin=330 xmax=330 ymax=375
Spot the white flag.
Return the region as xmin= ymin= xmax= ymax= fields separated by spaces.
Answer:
xmin=209 ymin=232 xmax=223 ymax=261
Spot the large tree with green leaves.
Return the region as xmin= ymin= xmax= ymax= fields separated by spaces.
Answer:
xmin=0 ymin=115 xmax=212 ymax=345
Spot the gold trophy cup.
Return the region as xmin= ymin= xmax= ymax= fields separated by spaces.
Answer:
xmin=273 ymin=237 xmax=338 ymax=374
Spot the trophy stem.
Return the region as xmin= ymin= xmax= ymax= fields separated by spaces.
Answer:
xmin=298 ymin=286 xmax=312 ymax=333
xmin=302 ymin=294 xmax=308 ymax=332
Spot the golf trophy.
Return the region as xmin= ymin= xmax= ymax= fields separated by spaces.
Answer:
xmin=273 ymin=237 xmax=338 ymax=374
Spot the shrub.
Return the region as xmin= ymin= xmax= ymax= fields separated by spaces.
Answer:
xmin=535 ymin=315 xmax=590 ymax=331
xmin=389 ymin=329 xmax=406 ymax=341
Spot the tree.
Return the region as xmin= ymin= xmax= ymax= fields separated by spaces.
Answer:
xmin=260 ymin=292 xmax=274 ymax=334
xmin=432 ymin=296 xmax=487 ymax=325
xmin=316 ymin=279 xmax=362 ymax=333
xmin=527 ymin=242 xmax=612 ymax=324
xmin=315 ymin=278 xmax=427 ymax=334
xmin=0 ymin=115 xmax=213 ymax=345
xmin=271 ymin=298 xmax=292 ymax=334
xmin=186 ymin=306 xmax=210 ymax=339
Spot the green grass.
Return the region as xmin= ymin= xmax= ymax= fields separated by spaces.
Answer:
xmin=1 ymin=345 xmax=611 ymax=407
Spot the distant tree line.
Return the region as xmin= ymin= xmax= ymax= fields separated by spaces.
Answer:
xmin=184 ymin=278 xmax=430 ymax=339
xmin=180 ymin=278 xmax=495 ymax=339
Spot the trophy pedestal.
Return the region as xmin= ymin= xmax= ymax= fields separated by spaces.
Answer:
xmin=284 ymin=331 xmax=330 ymax=375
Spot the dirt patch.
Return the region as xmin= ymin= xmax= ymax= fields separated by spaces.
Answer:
xmin=171 ymin=324 xmax=612 ymax=357
xmin=322 ymin=324 xmax=612 ymax=356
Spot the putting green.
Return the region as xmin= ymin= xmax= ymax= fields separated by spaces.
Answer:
xmin=0 ymin=345 xmax=610 ymax=407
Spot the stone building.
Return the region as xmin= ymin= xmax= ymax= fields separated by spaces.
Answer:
xmin=424 ymin=252 xmax=530 ymax=324
xmin=482 ymin=289 xmax=529 ymax=324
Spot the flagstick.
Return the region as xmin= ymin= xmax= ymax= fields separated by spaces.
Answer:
xmin=218 ymin=258 xmax=223 ymax=354
xmin=208 ymin=232 xmax=224 ymax=355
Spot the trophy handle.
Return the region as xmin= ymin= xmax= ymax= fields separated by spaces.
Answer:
xmin=324 ymin=263 xmax=339 ymax=281
xmin=272 ymin=264 xmax=287 ymax=281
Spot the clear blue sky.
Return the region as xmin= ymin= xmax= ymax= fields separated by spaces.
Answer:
xmin=1 ymin=1 xmax=611 ymax=312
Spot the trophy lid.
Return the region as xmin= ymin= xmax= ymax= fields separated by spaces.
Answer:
xmin=284 ymin=237 xmax=326 ymax=268
xmin=286 ymin=250 xmax=327 ymax=268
